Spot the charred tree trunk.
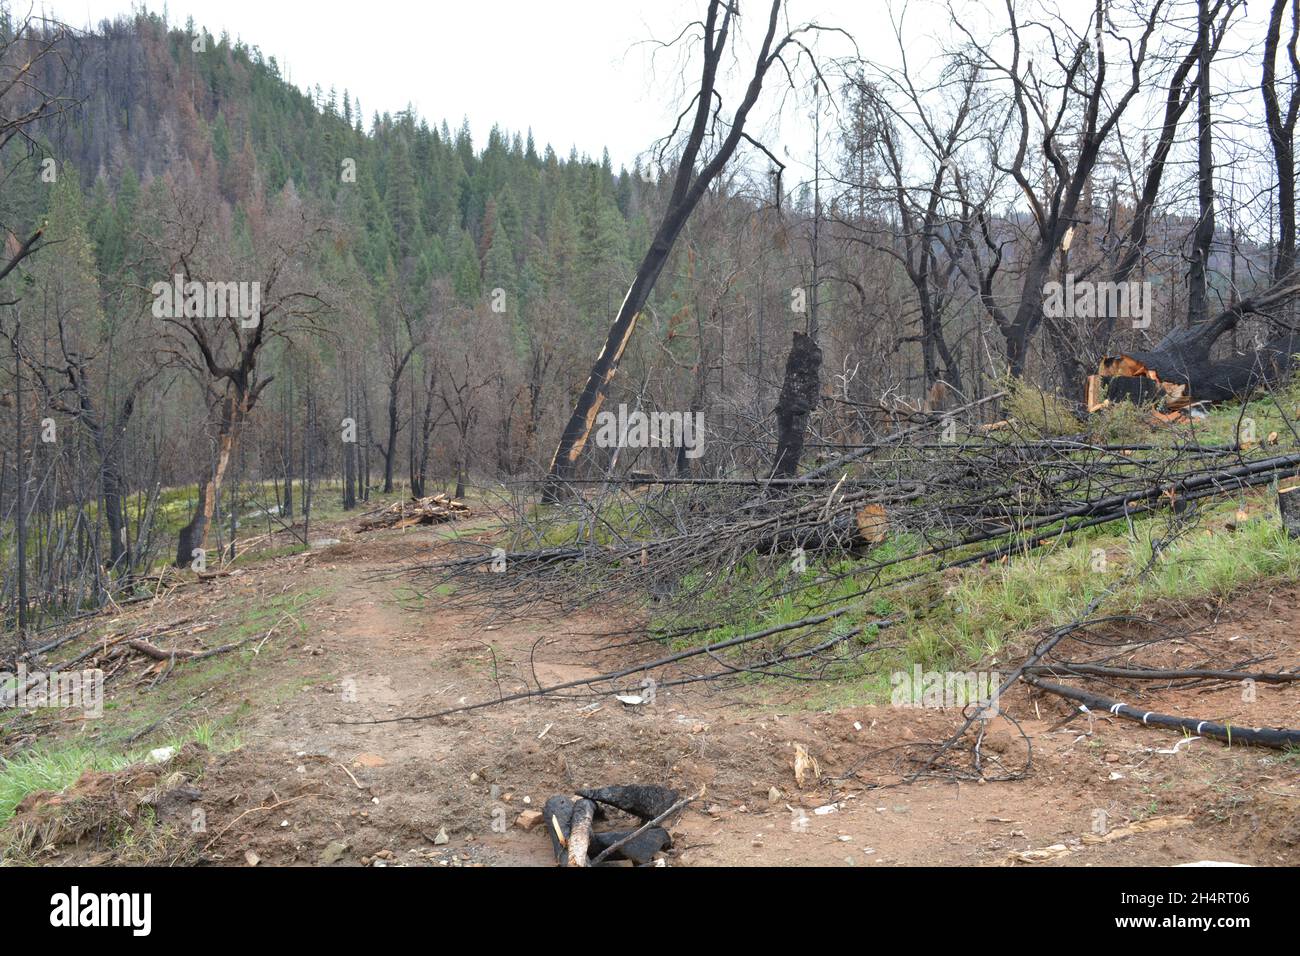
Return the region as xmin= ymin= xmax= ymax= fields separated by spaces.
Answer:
xmin=770 ymin=331 xmax=823 ymax=479
xmin=383 ymin=375 xmax=399 ymax=494
xmin=12 ymin=330 xmax=28 ymax=638
xmin=544 ymin=0 xmax=790 ymax=499
xmin=1187 ymin=0 xmax=1216 ymax=328
xmin=1263 ymin=0 xmax=1300 ymax=283
xmin=343 ymin=374 xmax=357 ymax=512
xmin=1112 ymin=275 xmax=1300 ymax=402
xmin=282 ymin=375 xmax=294 ymax=520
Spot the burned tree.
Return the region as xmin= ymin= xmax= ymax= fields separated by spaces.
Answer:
xmin=1098 ymin=0 xmax=1300 ymax=406
xmin=544 ymin=0 xmax=847 ymax=497
xmin=1263 ymin=0 xmax=1300 ymax=285
xmin=955 ymin=0 xmax=1170 ymax=386
xmin=151 ymin=180 xmax=328 ymax=567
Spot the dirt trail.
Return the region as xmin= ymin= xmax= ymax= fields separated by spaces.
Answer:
xmin=13 ymin=511 xmax=1300 ymax=867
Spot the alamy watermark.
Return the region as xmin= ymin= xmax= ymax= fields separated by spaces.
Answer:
xmin=151 ymin=274 xmax=261 ymax=328
xmin=1 ymin=663 xmax=104 ymax=718
xmin=1043 ymin=275 xmax=1151 ymax=329
xmin=593 ymin=403 xmax=704 ymax=459
xmin=891 ymin=665 xmax=1001 ymax=716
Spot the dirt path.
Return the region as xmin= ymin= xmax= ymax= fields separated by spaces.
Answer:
xmin=153 ymin=513 xmax=1293 ymax=868
xmin=11 ymin=512 xmax=1299 ymax=867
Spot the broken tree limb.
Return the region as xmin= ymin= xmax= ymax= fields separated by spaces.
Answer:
xmin=1027 ymin=663 xmax=1300 ymax=684
xmin=1024 ymin=674 xmax=1300 ymax=749
xmin=566 ymin=798 xmax=596 ymax=867
xmin=125 ymin=635 xmax=255 ymax=662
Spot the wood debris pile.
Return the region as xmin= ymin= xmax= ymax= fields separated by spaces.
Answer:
xmin=541 ymin=784 xmax=690 ymax=867
xmin=357 ymin=495 xmax=470 ymax=532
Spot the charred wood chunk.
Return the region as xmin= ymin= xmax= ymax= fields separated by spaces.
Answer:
xmin=1281 ymin=486 xmax=1300 ymax=540
xmin=577 ymin=784 xmax=680 ymax=823
xmin=589 ymin=826 xmax=672 ymax=865
xmin=1102 ymin=375 xmax=1165 ymax=406
xmin=542 ymin=795 xmax=574 ymax=865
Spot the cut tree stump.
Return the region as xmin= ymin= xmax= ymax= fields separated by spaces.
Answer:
xmin=1280 ymin=485 xmax=1300 ymax=539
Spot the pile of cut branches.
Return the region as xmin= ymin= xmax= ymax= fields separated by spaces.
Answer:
xmin=358 ymin=494 xmax=469 ymax=532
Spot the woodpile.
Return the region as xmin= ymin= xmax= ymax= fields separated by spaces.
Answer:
xmin=541 ymin=784 xmax=691 ymax=866
xmin=357 ymin=494 xmax=470 ymax=532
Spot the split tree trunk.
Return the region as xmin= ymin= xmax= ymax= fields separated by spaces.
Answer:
xmin=544 ymin=0 xmax=788 ymax=499
xmin=1103 ymin=271 xmax=1300 ymax=404
xmin=176 ymin=396 xmax=241 ymax=567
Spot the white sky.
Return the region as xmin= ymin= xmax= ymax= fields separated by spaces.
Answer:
xmin=50 ymin=0 xmax=901 ymax=175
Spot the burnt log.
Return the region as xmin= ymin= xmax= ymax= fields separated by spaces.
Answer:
xmin=577 ymin=784 xmax=680 ymax=823
xmin=589 ymin=827 xmax=672 ymax=865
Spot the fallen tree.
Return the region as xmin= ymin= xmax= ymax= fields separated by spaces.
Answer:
xmin=1097 ymin=271 xmax=1300 ymax=406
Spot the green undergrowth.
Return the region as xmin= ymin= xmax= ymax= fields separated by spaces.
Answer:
xmin=656 ymin=481 xmax=1300 ymax=712
xmin=0 ymin=587 xmax=319 ymax=829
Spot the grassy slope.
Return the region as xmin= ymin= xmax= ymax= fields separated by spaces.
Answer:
xmin=652 ymin=391 xmax=1300 ymax=709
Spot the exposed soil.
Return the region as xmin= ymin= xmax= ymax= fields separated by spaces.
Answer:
xmin=6 ymin=509 xmax=1299 ymax=867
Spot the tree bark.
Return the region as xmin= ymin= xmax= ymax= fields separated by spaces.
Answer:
xmin=770 ymin=331 xmax=823 ymax=479
xmin=176 ymin=395 xmax=241 ymax=567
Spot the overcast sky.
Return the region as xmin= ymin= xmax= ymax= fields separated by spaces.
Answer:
xmin=48 ymin=0 xmax=1276 ymax=202
xmin=50 ymin=0 xmax=902 ymax=176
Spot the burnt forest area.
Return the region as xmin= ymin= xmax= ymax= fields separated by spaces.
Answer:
xmin=0 ymin=0 xmax=1296 ymax=933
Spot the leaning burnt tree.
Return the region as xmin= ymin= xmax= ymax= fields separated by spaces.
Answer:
xmin=544 ymin=0 xmax=846 ymax=498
